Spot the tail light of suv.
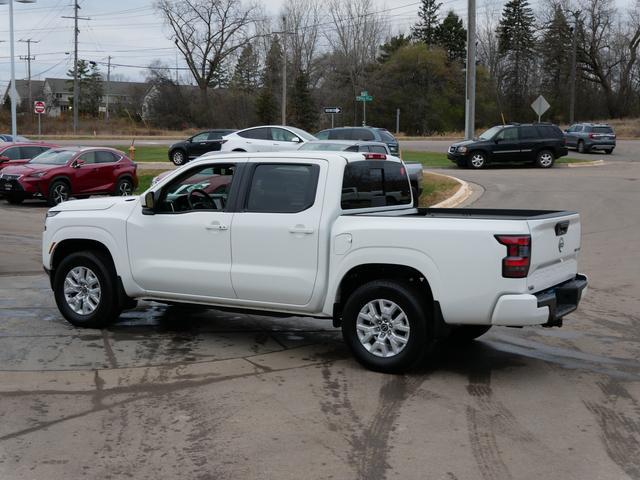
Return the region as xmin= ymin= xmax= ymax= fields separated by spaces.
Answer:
xmin=495 ymin=235 xmax=531 ymax=278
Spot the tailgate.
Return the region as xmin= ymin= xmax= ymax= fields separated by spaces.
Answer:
xmin=527 ymin=213 xmax=581 ymax=292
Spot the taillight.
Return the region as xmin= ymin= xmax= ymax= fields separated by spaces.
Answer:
xmin=588 ymin=133 xmax=595 ymax=139
xmin=363 ymin=153 xmax=386 ymax=160
xmin=495 ymin=235 xmax=531 ymax=278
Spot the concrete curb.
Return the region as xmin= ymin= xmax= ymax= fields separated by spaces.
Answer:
xmin=564 ymin=159 xmax=605 ymax=168
xmin=427 ymin=171 xmax=473 ymax=208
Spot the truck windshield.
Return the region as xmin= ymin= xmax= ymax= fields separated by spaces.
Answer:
xmin=478 ymin=126 xmax=502 ymax=140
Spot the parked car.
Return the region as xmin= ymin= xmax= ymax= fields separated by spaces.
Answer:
xmin=217 ymin=125 xmax=316 ymax=153
xmin=315 ymin=127 xmax=400 ymax=155
xmin=447 ymin=123 xmax=568 ymax=168
xmin=0 ymin=147 xmax=137 ymax=206
xmin=299 ymin=140 xmax=423 ymax=205
xmin=0 ymin=142 xmax=58 ymax=171
xmin=564 ymin=123 xmax=616 ymax=154
xmin=43 ymin=151 xmax=586 ymax=373
xmin=0 ymin=134 xmax=30 ymax=143
xmin=168 ymin=129 xmax=236 ymax=165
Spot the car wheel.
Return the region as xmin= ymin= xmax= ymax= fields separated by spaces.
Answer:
xmin=113 ymin=177 xmax=134 ymax=196
xmin=53 ymin=250 xmax=122 ymax=328
xmin=5 ymin=194 xmax=24 ymax=205
xmin=605 ymin=149 xmax=614 ymax=154
xmin=171 ymin=149 xmax=186 ymax=166
xmin=468 ymin=151 xmax=486 ymax=169
xmin=535 ymin=150 xmax=555 ymax=168
xmin=47 ymin=180 xmax=70 ymax=206
xmin=577 ymin=140 xmax=587 ymax=153
xmin=447 ymin=325 xmax=492 ymax=344
xmin=341 ymin=280 xmax=430 ymax=373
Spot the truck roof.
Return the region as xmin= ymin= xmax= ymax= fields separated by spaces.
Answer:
xmin=196 ymin=151 xmax=402 ymax=165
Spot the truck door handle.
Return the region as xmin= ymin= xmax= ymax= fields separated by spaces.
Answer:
xmin=289 ymin=225 xmax=314 ymax=235
xmin=205 ymin=222 xmax=228 ymax=231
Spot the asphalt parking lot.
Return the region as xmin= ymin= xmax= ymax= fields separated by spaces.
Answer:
xmin=1 ymin=157 xmax=639 ymax=479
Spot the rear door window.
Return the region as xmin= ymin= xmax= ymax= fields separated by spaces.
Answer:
xmin=245 ymin=164 xmax=319 ymax=213
xmin=592 ymin=126 xmax=614 ymax=134
xmin=519 ymin=126 xmax=540 ymax=139
xmin=341 ymin=161 xmax=411 ymax=209
xmin=20 ymin=146 xmax=45 ymax=158
xmin=239 ymin=128 xmax=270 ymax=140
xmin=78 ymin=152 xmax=96 ymax=164
xmin=2 ymin=147 xmax=21 ymax=160
xmin=352 ymin=128 xmax=375 ymax=141
xmin=328 ymin=129 xmax=351 ymax=140
xmin=95 ymin=151 xmax=119 ymax=163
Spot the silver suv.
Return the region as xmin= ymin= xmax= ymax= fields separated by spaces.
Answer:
xmin=564 ymin=123 xmax=616 ymax=154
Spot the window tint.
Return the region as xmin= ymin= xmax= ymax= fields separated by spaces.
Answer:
xmin=78 ymin=152 xmax=96 ymax=164
xmin=245 ymin=164 xmax=319 ymax=213
xmin=328 ymin=129 xmax=351 ymax=140
xmin=369 ymin=145 xmax=389 ymax=154
xmin=271 ymin=128 xmax=298 ymax=142
xmin=207 ymin=131 xmax=224 ymax=140
xmin=192 ymin=132 xmax=209 ymax=142
xmin=158 ymin=164 xmax=235 ymax=213
xmin=95 ymin=151 xmax=119 ymax=163
xmin=20 ymin=146 xmax=47 ymax=159
xmin=539 ymin=126 xmax=561 ymax=138
xmin=345 ymin=145 xmax=360 ymax=152
xmin=2 ymin=147 xmax=21 ymax=160
xmin=315 ymin=130 xmax=329 ymax=140
xmin=496 ymin=128 xmax=518 ymax=141
xmin=378 ymin=130 xmax=396 ymax=142
xmin=593 ymin=126 xmax=614 ymax=134
xmin=341 ymin=161 xmax=411 ymax=209
xmin=239 ymin=128 xmax=270 ymax=140
xmin=352 ymin=128 xmax=375 ymax=141
xmin=574 ymin=125 xmax=583 ymax=132
xmin=519 ymin=126 xmax=540 ymax=139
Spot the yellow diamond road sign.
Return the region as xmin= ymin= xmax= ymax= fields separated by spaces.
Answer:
xmin=531 ymin=95 xmax=550 ymax=118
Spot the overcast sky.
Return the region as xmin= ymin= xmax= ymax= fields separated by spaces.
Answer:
xmin=0 ymin=0 xmax=635 ymax=89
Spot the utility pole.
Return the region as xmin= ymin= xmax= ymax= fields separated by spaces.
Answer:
xmin=569 ymin=10 xmax=580 ymax=125
xmin=464 ymin=0 xmax=477 ymax=140
xmin=19 ymin=38 xmax=39 ymax=119
xmin=62 ymin=1 xmax=90 ymax=134
xmin=105 ymin=55 xmax=112 ymax=122
xmin=273 ymin=17 xmax=294 ymax=126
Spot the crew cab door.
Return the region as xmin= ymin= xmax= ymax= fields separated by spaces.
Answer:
xmin=126 ymin=162 xmax=239 ymax=299
xmin=230 ymin=159 xmax=325 ymax=305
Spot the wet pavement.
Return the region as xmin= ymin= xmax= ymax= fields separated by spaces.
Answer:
xmin=1 ymin=159 xmax=640 ymax=479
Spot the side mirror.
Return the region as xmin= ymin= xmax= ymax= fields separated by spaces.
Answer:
xmin=72 ymin=159 xmax=85 ymax=168
xmin=494 ymin=138 xmax=501 ymax=144
xmin=291 ymin=136 xmax=301 ymax=143
xmin=142 ymin=191 xmax=156 ymax=214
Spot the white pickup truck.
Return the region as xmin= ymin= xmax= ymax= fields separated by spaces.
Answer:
xmin=43 ymin=152 xmax=587 ymax=372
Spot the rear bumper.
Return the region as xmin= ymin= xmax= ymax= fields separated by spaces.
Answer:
xmin=491 ymin=274 xmax=588 ymax=327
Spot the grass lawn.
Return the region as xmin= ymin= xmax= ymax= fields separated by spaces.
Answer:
xmin=108 ymin=145 xmax=169 ymax=163
xmin=419 ymin=173 xmax=460 ymax=207
xmin=135 ymin=169 xmax=166 ymax=194
xmin=402 ymin=150 xmax=583 ymax=168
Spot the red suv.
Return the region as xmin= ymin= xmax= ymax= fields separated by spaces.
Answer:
xmin=0 ymin=147 xmax=138 ymax=206
xmin=0 ymin=142 xmax=58 ymax=171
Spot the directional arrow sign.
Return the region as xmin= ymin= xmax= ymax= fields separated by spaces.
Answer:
xmin=324 ymin=107 xmax=341 ymax=114
xmin=531 ymin=95 xmax=550 ymax=120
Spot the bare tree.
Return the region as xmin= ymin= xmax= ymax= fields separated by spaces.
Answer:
xmin=280 ymin=0 xmax=322 ymax=78
xmin=156 ymin=0 xmax=258 ymax=100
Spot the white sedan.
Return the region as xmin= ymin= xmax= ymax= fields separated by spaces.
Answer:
xmin=218 ymin=125 xmax=316 ymax=153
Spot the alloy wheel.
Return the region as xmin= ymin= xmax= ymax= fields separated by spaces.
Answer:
xmin=470 ymin=153 xmax=485 ymax=168
xmin=538 ymin=152 xmax=553 ymax=167
xmin=118 ymin=181 xmax=133 ymax=196
xmin=64 ymin=266 xmax=101 ymax=315
xmin=53 ymin=183 xmax=69 ymax=204
xmin=356 ymin=299 xmax=410 ymax=358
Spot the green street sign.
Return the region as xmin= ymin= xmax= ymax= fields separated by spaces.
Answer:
xmin=356 ymin=95 xmax=373 ymax=102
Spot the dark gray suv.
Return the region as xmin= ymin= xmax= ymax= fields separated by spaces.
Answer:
xmin=315 ymin=127 xmax=400 ymax=155
xmin=564 ymin=123 xmax=616 ymax=154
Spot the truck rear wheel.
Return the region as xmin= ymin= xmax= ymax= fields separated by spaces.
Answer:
xmin=341 ymin=280 xmax=429 ymax=373
xmin=53 ymin=250 xmax=121 ymax=328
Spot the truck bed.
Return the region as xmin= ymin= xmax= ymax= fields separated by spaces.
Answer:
xmin=356 ymin=207 xmax=576 ymax=220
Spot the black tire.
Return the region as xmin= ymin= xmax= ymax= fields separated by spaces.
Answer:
xmin=5 ymin=195 xmax=24 ymax=205
xmin=170 ymin=149 xmax=187 ymax=166
xmin=53 ymin=250 xmax=121 ymax=328
xmin=47 ymin=179 xmax=70 ymax=207
xmin=456 ymin=158 xmax=467 ymax=168
xmin=467 ymin=151 xmax=487 ymax=169
xmin=535 ymin=149 xmax=555 ymax=168
xmin=605 ymin=148 xmax=614 ymax=154
xmin=113 ymin=177 xmax=134 ymax=196
xmin=577 ymin=141 xmax=588 ymax=154
xmin=232 ymin=149 xmax=247 ymax=152
xmin=341 ymin=280 xmax=430 ymax=373
xmin=447 ymin=325 xmax=492 ymax=344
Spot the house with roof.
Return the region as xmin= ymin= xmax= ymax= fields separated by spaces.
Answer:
xmin=2 ymin=79 xmax=45 ymax=112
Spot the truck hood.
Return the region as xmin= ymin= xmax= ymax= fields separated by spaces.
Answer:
xmin=52 ymin=196 xmax=138 ymax=212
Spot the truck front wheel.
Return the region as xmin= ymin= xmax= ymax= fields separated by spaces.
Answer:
xmin=53 ymin=251 xmax=122 ymax=328
xmin=341 ymin=280 xmax=430 ymax=373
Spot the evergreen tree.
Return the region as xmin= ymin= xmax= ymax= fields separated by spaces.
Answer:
xmin=67 ymin=59 xmax=103 ymax=116
xmin=231 ymin=43 xmax=260 ymax=92
xmin=255 ymin=37 xmax=282 ymax=123
xmin=378 ymin=34 xmax=412 ymax=63
xmin=435 ymin=11 xmax=466 ymax=62
xmin=288 ymin=69 xmax=317 ymax=131
xmin=411 ymin=0 xmax=443 ymax=46
xmin=539 ymin=4 xmax=572 ymax=121
xmin=497 ymin=0 xmax=536 ymax=120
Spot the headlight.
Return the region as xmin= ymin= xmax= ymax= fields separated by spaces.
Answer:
xmin=456 ymin=146 xmax=468 ymax=153
xmin=28 ymin=171 xmax=46 ymax=178
xmin=46 ymin=210 xmax=61 ymax=218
